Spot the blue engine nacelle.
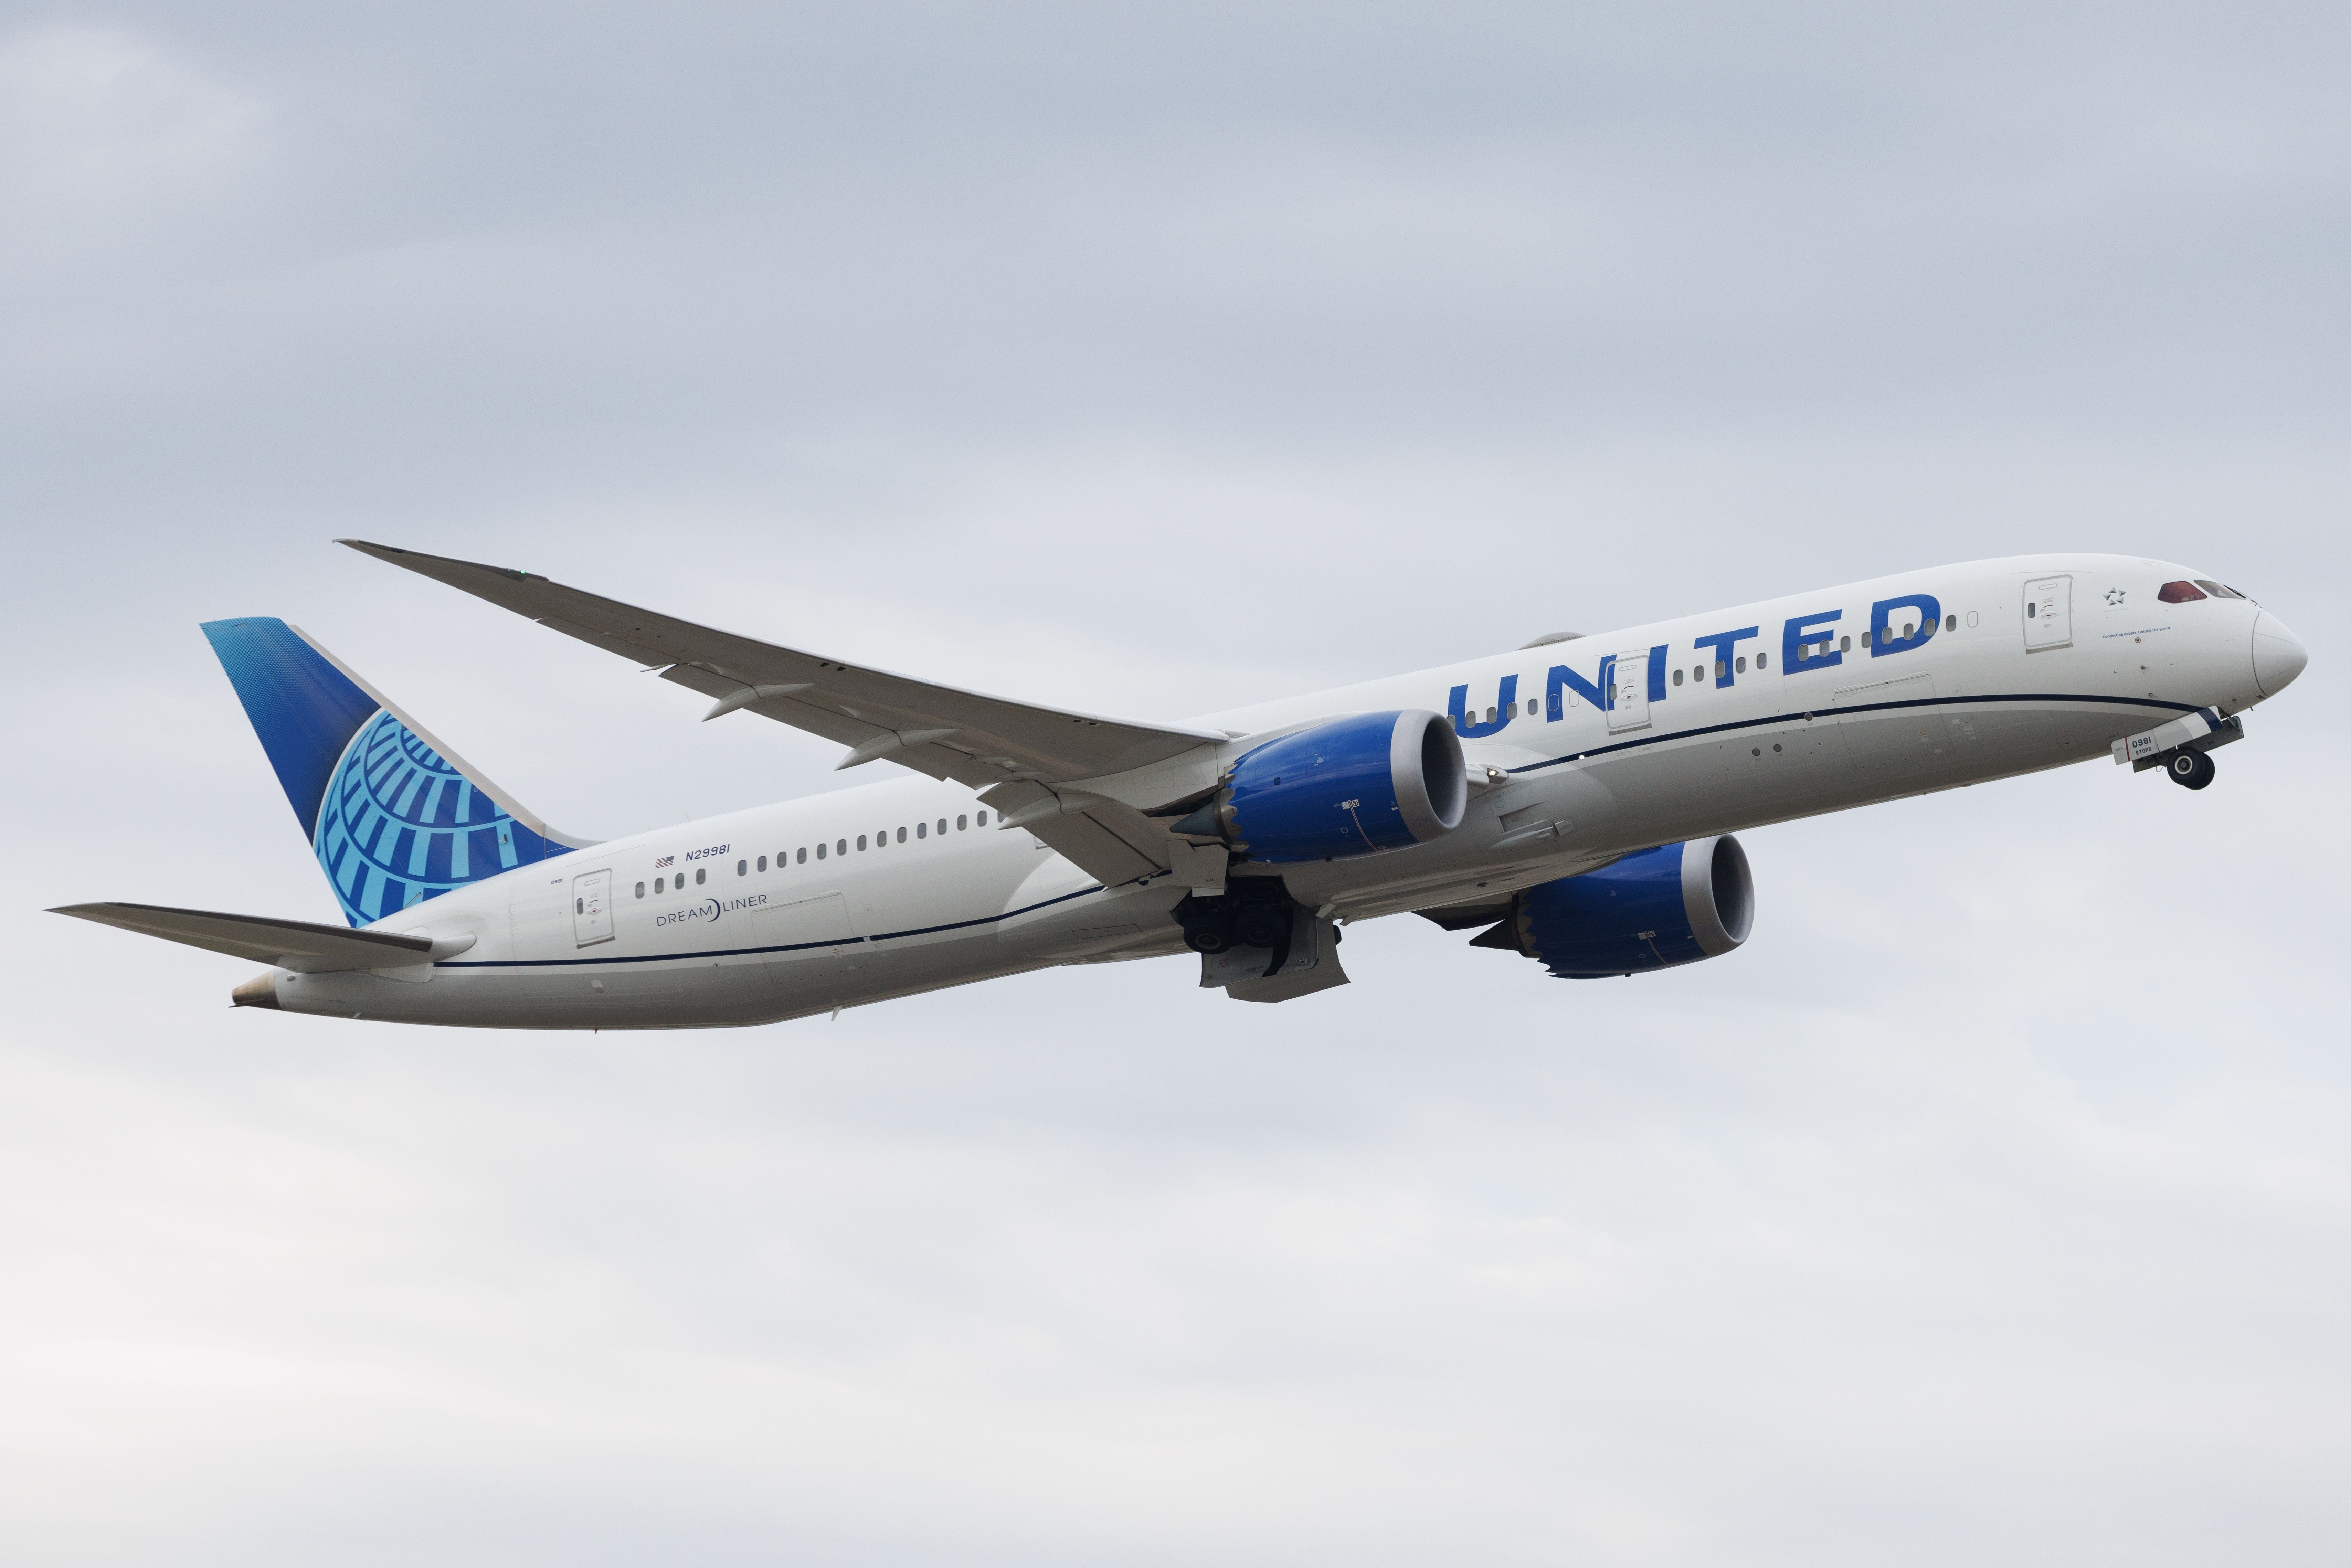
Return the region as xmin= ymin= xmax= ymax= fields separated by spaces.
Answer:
xmin=1495 ymin=836 xmax=1754 ymax=978
xmin=1175 ymin=710 xmax=1467 ymax=863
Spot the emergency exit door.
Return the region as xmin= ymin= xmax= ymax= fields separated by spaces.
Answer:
xmin=2024 ymin=575 xmax=2072 ymax=651
xmin=1608 ymin=653 xmax=1651 ymax=732
xmin=572 ymin=869 xmax=614 ymax=947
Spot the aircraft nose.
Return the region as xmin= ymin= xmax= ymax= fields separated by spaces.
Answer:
xmin=2252 ymin=610 xmax=2308 ymax=698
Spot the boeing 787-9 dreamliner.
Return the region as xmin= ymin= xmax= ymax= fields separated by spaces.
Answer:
xmin=54 ymin=542 xmax=2309 ymax=1024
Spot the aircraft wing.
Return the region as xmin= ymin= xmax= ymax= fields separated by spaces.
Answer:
xmin=342 ymin=540 xmax=1222 ymax=885
xmin=51 ymin=902 xmax=439 ymax=971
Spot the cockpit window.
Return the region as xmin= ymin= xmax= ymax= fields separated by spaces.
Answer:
xmin=2158 ymin=580 xmax=2207 ymax=603
xmin=2195 ymin=580 xmax=2244 ymax=600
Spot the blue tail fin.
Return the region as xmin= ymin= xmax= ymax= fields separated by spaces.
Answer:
xmin=201 ymin=617 xmax=584 ymax=926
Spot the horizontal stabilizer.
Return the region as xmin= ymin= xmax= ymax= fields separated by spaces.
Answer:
xmin=49 ymin=902 xmax=455 ymax=972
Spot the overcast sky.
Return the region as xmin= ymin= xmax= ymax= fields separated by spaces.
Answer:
xmin=4 ymin=3 xmax=2348 ymax=1564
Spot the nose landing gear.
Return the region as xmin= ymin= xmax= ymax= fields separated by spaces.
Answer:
xmin=2167 ymin=750 xmax=2216 ymax=790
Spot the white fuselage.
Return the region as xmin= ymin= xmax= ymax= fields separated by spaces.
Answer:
xmin=264 ymin=554 xmax=2295 ymax=1027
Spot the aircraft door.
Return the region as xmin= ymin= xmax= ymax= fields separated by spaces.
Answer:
xmin=1833 ymin=673 xmax=1945 ymax=782
xmin=2024 ymin=576 xmax=2072 ymax=651
xmin=571 ymin=869 xmax=614 ymax=947
xmin=754 ymin=892 xmax=859 ymax=994
xmin=1608 ymin=653 xmax=1650 ymax=732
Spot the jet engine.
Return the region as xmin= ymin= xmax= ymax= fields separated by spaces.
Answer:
xmin=1173 ymin=710 xmax=1467 ymax=864
xmin=1475 ymin=835 xmax=1754 ymax=978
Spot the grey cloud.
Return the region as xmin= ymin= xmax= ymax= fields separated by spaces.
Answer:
xmin=3 ymin=3 xmax=2347 ymax=1563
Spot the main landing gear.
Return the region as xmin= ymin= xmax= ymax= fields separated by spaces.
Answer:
xmin=2167 ymin=750 xmax=2216 ymax=791
xmin=1178 ymin=881 xmax=1296 ymax=954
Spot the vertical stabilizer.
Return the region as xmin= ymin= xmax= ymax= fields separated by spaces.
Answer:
xmin=201 ymin=617 xmax=585 ymax=926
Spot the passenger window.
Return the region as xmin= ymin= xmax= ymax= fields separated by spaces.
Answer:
xmin=757 ymin=855 xmax=767 ymax=872
xmin=737 ymin=859 xmax=746 ymax=876
xmin=897 ymin=827 xmax=907 ymax=843
xmin=576 ymin=898 xmax=584 ymax=914
xmin=1735 ymin=655 xmax=1747 ymax=673
xmin=1902 ymin=622 xmax=1914 ymax=638
xmin=976 ymin=811 xmax=988 ymax=826
xmin=635 ymin=882 xmax=645 ymax=898
xmin=655 ymin=875 xmax=665 ymax=893
xmin=958 ymin=814 xmax=968 ymax=830
xmin=2159 ymin=580 xmax=2207 ymax=603
xmin=1860 ymin=630 xmax=1872 ymax=648
xmin=836 ymin=839 xmax=845 ymax=855
xmin=937 ymin=818 xmax=947 ymax=834
xmin=1756 ymin=651 xmax=1768 ymax=668
xmin=1945 ymin=614 xmax=1956 ymax=631
xmin=816 ymin=844 xmax=826 ymax=860
xmin=917 ymin=822 xmax=926 ymax=838
xmin=797 ymin=848 xmax=806 ymax=863
xmin=696 ymin=868 xmax=706 ymax=885
xmin=1672 ymin=668 xmax=1683 ymax=686
xmin=857 ymin=835 xmax=867 ymax=851
xmin=1840 ymin=636 xmax=1851 ymax=652
xmin=1714 ymin=661 xmax=1726 ymax=680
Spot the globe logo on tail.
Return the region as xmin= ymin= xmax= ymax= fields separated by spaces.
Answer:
xmin=315 ymin=710 xmax=543 ymax=925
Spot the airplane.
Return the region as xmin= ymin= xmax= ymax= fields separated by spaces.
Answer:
xmin=54 ymin=543 xmax=2308 ymax=1026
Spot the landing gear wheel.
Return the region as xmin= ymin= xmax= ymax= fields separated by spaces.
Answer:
xmin=1183 ymin=922 xmax=1233 ymax=954
xmin=1235 ymin=910 xmax=1289 ymax=949
xmin=2167 ymin=750 xmax=2215 ymax=790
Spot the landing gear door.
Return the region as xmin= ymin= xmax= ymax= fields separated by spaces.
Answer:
xmin=2024 ymin=575 xmax=2072 ymax=651
xmin=571 ymin=869 xmax=614 ymax=947
xmin=1607 ymin=652 xmax=1651 ymax=732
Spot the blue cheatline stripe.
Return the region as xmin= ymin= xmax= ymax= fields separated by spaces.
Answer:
xmin=430 ymin=689 xmax=2183 ymax=968
xmin=1505 ymin=691 xmax=2195 ymax=774
xmin=434 ymin=881 xmax=1124 ymax=969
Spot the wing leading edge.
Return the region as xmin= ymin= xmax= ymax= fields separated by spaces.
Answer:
xmin=340 ymin=540 xmax=1224 ymax=884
